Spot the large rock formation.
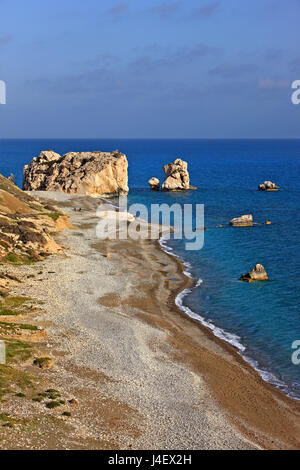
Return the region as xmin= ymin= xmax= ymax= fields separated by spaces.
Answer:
xmin=258 ymin=181 xmax=279 ymax=191
xmin=230 ymin=214 xmax=253 ymax=227
xmin=148 ymin=177 xmax=160 ymax=191
xmin=162 ymin=159 xmax=196 ymax=191
xmin=23 ymin=150 xmax=129 ymax=197
xmin=240 ymin=264 xmax=268 ymax=282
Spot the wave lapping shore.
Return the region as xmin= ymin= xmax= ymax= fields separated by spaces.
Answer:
xmin=159 ymin=234 xmax=299 ymax=401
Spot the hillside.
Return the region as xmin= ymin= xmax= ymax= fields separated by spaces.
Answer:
xmin=0 ymin=174 xmax=67 ymax=267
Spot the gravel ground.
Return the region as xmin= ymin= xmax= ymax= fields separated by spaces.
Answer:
xmin=4 ymin=191 xmax=257 ymax=449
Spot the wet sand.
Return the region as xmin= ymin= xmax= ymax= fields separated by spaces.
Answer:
xmin=3 ymin=191 xmax=300 ymax=450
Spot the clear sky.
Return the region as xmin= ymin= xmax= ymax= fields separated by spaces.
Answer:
xmin=0 ymin=0 xmax=300 ymax=138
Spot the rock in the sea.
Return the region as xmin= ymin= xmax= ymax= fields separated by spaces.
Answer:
xmin=240 ymin=264 xmax=268 ymax=282
xmin=230 ymin=214 xmax=253 ymax=227
xmin=148 ymin=177 xmax=160 ymax=191
xmin=162 ymin=159 xmax=196 ymax=191
xmin=23 ymin=150 xmax=129 ymax=197
xmin=258 ymin=181 xmax=279 ymax=191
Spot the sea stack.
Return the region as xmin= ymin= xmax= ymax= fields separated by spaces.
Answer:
xmin=230 ymin=214 xmax=253 ymax=227
xmin=240 ymin=264 xmax=268 ymax=282
xmin=23 ymin=150 xmax=129 ymax=197
xmin=162 ymin=159 xmax=196 ymax=191
xmin=258 ymin=181 xmax=279 ymax=191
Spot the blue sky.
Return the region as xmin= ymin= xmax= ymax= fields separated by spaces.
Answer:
xmin=0 ymin=0 xmax=300 ymax=138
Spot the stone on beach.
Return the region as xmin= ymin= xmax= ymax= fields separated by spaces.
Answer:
xmin=23 ymin=150 xmax=129 ymax=197
xmin=230 ymin=214 xmax=253 ymax=227
xmin=240 ymin=264 xmax=269 ymax=282
xmin=148 ymin=177 xmax=160 ymax=191
xmin=33 ymin=356 xmax=54 ymax=369
xmin=258 ymin=181 xmax=279 ymax=191
xmin=162 ymin=158 xmax=196 ymax=191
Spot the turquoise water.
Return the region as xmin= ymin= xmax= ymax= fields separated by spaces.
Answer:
xmin=1 ymin=138 xmax=300 ymax=398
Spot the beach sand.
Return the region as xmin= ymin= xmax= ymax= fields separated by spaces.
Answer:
xmin=1 ymin=192 xmax=299 ymax=450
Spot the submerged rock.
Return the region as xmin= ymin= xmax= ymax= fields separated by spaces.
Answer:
xmin=240 ymin=264 xmax=268 ymax=282
xmin=23 ymin=150 xmax=129 ymax=197
xmin=258 ymin=181 xmax=279 ymax=191
xmin=230 ymin=214 xmax=253 ymax=227
xmin=162 ymin=159 xmax=196 ymax=191
xmin=148 ymin=177 xmax=160 ymax=191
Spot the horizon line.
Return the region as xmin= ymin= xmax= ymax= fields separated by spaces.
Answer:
xmin=1 ymin=137 xmax=300 ymax=141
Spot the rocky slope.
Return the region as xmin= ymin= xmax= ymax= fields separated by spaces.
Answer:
xmin=0 ymin=174 xmax=68 ymax=265
xmin=23 ymin=150 xmax=129 ymax=197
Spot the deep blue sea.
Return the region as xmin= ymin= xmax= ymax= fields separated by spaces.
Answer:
xmin=1 ymin=138 xmax=300 ymax=399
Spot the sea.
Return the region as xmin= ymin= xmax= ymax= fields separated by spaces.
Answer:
xmin=0 ymin=138 xmax=300 ymax=399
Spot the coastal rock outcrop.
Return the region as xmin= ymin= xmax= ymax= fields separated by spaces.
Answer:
xmin=162 ymin=159 xmax=196 ymax=191
xmin=230 ymin=214 xmax=253 ymax=227
xmin=23 ymin=150 xmax=129 ymax=197
xmin=258 ymin=181 xmax=279 ymax=191
xmin=0 ymin=174 xmax=67 ymax=263
xmin=240 ymin=264 xmax=268 ymax=282
xmin=148 ymin=177 xmax=160 ymax=191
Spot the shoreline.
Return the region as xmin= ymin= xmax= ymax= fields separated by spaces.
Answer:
xmin=1 ymin=191 xmax=299 ymax=449
xmin=41 ymin=192 xmax=300 ymax=448
xmin=159 ymin=234 xmax=300 ymax=402
xmin=153 ymin=241 xmax=300 ymax=448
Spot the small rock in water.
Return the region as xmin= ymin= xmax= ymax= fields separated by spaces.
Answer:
xmin=148 ymin=177 xmax=160 ymax=191
xmin=240 ymin=264 xmax=268 ymax=282
xmin=230 ymin=214 xmax=253 ymax=227
xmin=258 ymin=181 xmax=279 ymax=191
